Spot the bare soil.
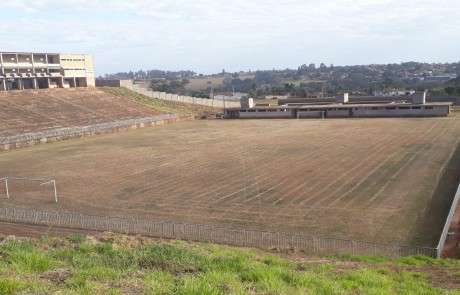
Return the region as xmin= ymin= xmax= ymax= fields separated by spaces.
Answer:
xmin=0 ymin=88 xmax=164 ymax=137
xmin=1 ymin=117 xmax=460 ymax=246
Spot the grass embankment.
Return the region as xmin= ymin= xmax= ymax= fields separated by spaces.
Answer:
xmin=100 ymin=87 xmax=221 ymax=117
xmin=0 ymin=234 xmax=459 ymax=294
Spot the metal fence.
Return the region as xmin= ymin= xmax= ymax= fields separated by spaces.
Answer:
xmin=0 ymin=114 xmax=178 ymax=145
xmin=436 ymin=183 xmax=460 ymax=257
xmin=0 ymin=207 xmax=438 ymax=258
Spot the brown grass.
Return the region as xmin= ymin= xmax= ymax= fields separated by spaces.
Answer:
xmin=1 ymin=117 xmax=460 ymax=246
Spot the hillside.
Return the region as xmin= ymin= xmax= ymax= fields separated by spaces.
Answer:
xmin=100 ymin=87 xmax=221 ymax=117
xmin=0 ymin=88 xmax=221 ymax=138
xmin=0 ymin=88 xmax=163 ymax=137
xmin=0 ymin=233 xmax=458 ymax=294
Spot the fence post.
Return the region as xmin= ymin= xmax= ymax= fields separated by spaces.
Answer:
xmin=4 ymin=178 xmax=10 ymax=199
xmin=105 ymin=217 xmax=109 ymax=232
xmin=173 ymin=223 xmax=176 ymax=238
xmin=133 ymin=219 xmax=137 ymax=235
xmin=313 ymin=236 xmax=317 ymax=254
xmin=211 ymin=226 xmax=215 ymax=243
xmin=161 ymin=222 xmax=165 ymax=237
xmin=277 ymin=232 xmax=281 ymax=247
xmin=352 ymin=241 xmax=356 ymax=256
xmin=80 ymin=214 xmax=83 ymax=229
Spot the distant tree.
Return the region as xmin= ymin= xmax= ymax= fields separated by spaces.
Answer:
xmin=445 ymin=86 xmax=460 ymax=95
xmin=383 ymin=77 xmax=394 ymax=88
xmin=231 ymin=78 xmax=243 ymax=86
xmin=192 ymin=91 xmax=210 ymax=99
xmin=150 ymin=81 xmax=170 ymax=92
xmin=182 ymin=78 xmax=190 ymax=85
xmin=430 ymin=88 xmax=448 ymax=96
xmin=150 ymin=79 xmax=185 ymax=93
xmin=251 ymin=82 xmax=257 ymax=98
xmin=284 ymin=83 xmax=295 ymax=95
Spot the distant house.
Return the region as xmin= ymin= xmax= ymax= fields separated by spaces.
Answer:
xmin=374 ymin=89 xmax=415 ymax=97
xmin=423 ymin=75 xmax=457 ymax=83
xmin=212 ymin=92 xmax=248 ymax=100
xmin=265 ymin=95 xmax=288 ymax=99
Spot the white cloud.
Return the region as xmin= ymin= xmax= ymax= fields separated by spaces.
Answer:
xmin=2 ymin=0 xmax=459 ymax=74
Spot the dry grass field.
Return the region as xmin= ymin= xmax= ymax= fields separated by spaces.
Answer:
xmin=1 ymin=117 xmax=460 ymax=246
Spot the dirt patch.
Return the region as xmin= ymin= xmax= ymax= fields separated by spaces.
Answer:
xmin=40 ymin=268 xmax=73 ymax=286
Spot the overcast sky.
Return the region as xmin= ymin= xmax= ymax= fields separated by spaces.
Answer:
xmin=1 ymin=0 xmax=459 ymax=75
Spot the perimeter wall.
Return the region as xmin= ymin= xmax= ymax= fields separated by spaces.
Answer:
xmin=132 ymin=86 xmax=241 ymax=108
xmin=0 ymin=114 xmax=194 ymax=151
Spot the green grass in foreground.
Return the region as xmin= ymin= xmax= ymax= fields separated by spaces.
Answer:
xmin=0 ymin=234 xmax=459 ymax=294
xmin=100 ymin=87 xmax=221 ymax=117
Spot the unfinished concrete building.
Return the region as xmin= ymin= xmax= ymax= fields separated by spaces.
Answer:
xmin=224 ymin=92 xmax=452 ymax=119
xmin=0 ymin=52 xmax=95 ymax=91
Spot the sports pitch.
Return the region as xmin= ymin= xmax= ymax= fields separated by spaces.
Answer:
xmin=1 ymin=117 xmax=460 ymax=246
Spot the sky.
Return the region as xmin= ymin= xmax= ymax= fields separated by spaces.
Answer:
xmin=1 ymin=0 xmax=459 ymax=76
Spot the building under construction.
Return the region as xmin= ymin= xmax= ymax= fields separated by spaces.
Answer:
xmin=0 ymin=52 xmax=95 ymax=91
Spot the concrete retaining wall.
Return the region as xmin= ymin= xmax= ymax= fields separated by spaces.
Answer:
xmin=0 ymin=115 xmax=195 ymax=151
xmin=133 ymin=86 xmax=241 ymax=108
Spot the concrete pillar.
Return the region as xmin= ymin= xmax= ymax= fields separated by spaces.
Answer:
xmin=32 ymin=78 xmax=38 ymax=89
xmin=18 ymin=79 xmax=23 ymax=90
xmin=73 ymin=77 xmax=76 ymax=88
xmin=31 ymin=53 xmax=35 ymax=75
xmin=47 ymin=78 xmax=50 ymax=89
xmin=336 ymin=93 xmax=349 ymax=103
xmin=1 ymin=79 xmax=6 ymax=91
xmin=60 ymin=77 xmax=64 ymax=88
xmin=412 ymin=92 xmax=426 ymax=104
xmin=0 ymin=53 xmax=4 ymax=75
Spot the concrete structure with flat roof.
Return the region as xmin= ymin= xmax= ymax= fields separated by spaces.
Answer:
xmin=224 ymin=93 xmax=452 ymax=119
xmin=0 ymin=52 xmax=95 ymax=91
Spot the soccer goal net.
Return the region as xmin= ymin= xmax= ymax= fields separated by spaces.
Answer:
xmin=1 ymin=177 xmax=58 ymax=203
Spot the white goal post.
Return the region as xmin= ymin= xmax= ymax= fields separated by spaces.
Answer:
xmin=1 ymin=177 xmax=58 ymax=203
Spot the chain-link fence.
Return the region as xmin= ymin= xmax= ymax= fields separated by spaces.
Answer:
xmin=0 ymin=114 xmax=179 ymax=145
xmin=0 ymin=207 xmax=438 ymax=258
